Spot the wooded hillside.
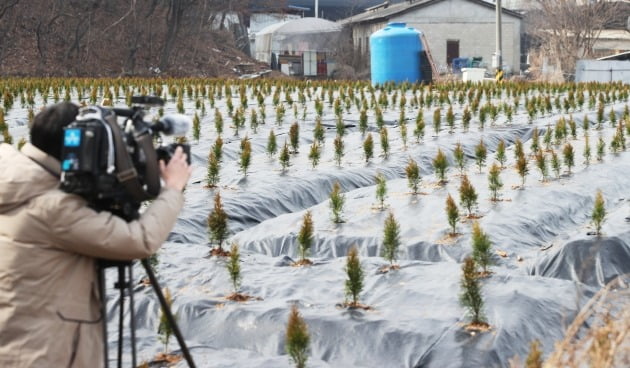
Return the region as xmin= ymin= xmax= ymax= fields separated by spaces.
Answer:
xmin=0 ymin=0 xmax=273 ymax=77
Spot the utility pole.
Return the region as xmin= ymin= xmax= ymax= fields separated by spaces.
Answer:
xmin=315 ymin=0 xmax=319 ymax=18
xmin=494 ymin=0 xmax=504 ymax=81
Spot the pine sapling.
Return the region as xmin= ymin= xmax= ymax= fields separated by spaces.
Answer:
xmin=446 ymin=193 xmax=460 ymax=236
xmin=609 ymin=107 xmax=616 ymax=126
xmin=297 ymin=211 xmax=314 ymax=264
xmin=214 ymin=108 xmax=224 ymax=135
xmin=462 ymin=106 xmax=471 ymax=132
xmin=289 ymin=122 xmax=300 ymax=153
xmin=380 ymin=127 xmax=389 ymax=159
xmin=240 ymin=137 xmax=252 ymax=176
xmin=496 ymin=140 xmax=506 ymax=169
xmin=592 ymin=190 xmax=606 ymax=236
xmin=308 ymin=142 xmax=320 ymax=168
xmin=267 ymin=130 xmax=277 ymax=157
xmin=475 ymin=139 xmax=487 ymax=173
xmin=359 ymin=109 xmax=368 ymax=134
xmin=514 ymin=138 xmax=524 ymax=161
xmin=433 ymin=107 xmax=441 ymax=136
xmin=454 ymin=142 xmax=466 ymax=174
xmin=459 ymin=175 xmax=478 ymax=217
xmin=279 ymin=142 xmax=291 ymax=172
xmin=405 ymin=158 xmax=421 ymax=194
xmin=157 ymin=288 xmax=176 ymax=354
xmin=372 ymin=104 xmax=383 ymax=128
xmin=313 ymin=118 xmax=325 ymax=145
xmin=535 ymin=149 xmax=547 ymax=182
xmin=487 ymin=163 xmax=503 ymax=201
xmin=381 ymin=211 xmax=401 ymax=266
xmin=582 ymin=114 xmax=590 ymax=135
xmin=446 ymin=105 xmax=455 ymax=133
xmin=414 ymin=110 xmax=425 ymax=142
xmin=334 ymin=135 xmax=344 ymax=166
xmin=335 ymin=116 xmax=345 ymax=137
xmin=207 ymin=192 xmax=228 ymax=252
xmin=192 ymin=113 xmax=200 ymax=141
xmin=583 ymin=135 xmax=591 ymax=165
xmin=329 ymin=181 xmax=346 ymax=223
xmin=563 ymin=142 xmax=574 ymax=174
xmin=525 ymin=340 xmax=543 ymax=368
xmin=345 ymin=246 xmax=365 ymax=307
xmin=286 ymin=305 xmax=310 ymax=368
xmin=206 ymin=151 xmax=220 ymax=188
xmin=530 ymin=127 xmax=539 ymax=153
xmin=213 ymin=136 xmax=224 ymax=162
xmin=596 ymin=137 xmax=605 ymax=161
xmin=471 ymin=222 xmax=493 ymax=274
xmin=516 ymin=155 xmax=528 ymax=187
xmin=551 ymin=150 xmax=561 ymax=178
xmin=376 ymin=173 xmax=387 ymax=210
xmin=363 ymin=133 xmax=374 ymax=163
xmin=400 ymin=121 xmax=408 ymax=149
xmin=250 ymin=108 xmax=258 ymax=133
xmin=433 ymin=149 xmax=449 ymax=183
xmin=226 ymin=243 xmax=242 ymax=294
xmin=460 ymin=257 xmax=486 ymax=326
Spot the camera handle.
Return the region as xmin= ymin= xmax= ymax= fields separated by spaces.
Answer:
xmin=98 ymin=260 xmax=196 ymax=368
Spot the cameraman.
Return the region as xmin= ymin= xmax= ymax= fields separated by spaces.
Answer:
xmin=0 ymin=102 xmax=192 ymax=367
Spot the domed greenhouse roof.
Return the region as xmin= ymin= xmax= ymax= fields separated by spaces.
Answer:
xmin=255 ymin=17 xmax=343 ymax=63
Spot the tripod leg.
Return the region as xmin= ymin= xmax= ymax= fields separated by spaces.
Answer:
xmin=128 ymin=264 xmax=137 ymax=368
xmin=141 ymin=259 xmax=196 ymax=368
xmin=98 ymin=265 xmax=109 ymax=368
xmin=116 ymin=266 xmax=125 ymax=368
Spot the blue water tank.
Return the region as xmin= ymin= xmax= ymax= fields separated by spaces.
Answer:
xmin=370 ymin=23 xmax=423 ymax=84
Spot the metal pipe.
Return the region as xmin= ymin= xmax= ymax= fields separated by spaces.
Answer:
xmin=315 ymin=0 xmax=319 ymax=18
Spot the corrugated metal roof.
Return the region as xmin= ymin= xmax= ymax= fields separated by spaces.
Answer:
xmin=338 ymin=0 xmax=523 ymax=25
xmin=597 ymin=50 xmax=630 ymax=61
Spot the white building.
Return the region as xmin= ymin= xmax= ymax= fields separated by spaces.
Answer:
xmin=340 ymin=0 xmax=523 ymax=74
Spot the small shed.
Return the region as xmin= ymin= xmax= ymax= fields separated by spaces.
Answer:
xmin=254 ymin=17 xmax=342 ymax=77
xmin=576 ymin=54 xmax=630 ymax=84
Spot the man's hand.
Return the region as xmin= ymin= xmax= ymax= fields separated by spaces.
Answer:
xmin=160 ymin=146 xmax=192 ymax=191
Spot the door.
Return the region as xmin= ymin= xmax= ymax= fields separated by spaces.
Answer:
xmin=446 ymin=40 xmax=459 ymax=66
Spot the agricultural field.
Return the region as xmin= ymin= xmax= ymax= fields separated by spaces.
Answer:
xmin=1 ymin=78 xmax=630 ymax=367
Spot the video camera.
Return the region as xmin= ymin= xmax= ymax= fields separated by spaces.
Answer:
xmin=60 ymin=96 xmax=191 ymax=221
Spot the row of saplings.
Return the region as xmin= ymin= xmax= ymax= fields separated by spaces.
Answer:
xmin=201 ymin=106 xmax=629 ymax=190
xmin=202 ymin=182 xmax=608 ymax=368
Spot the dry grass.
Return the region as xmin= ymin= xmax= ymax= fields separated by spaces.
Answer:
xmin=510 ymin=276 xmax=630 ymax=368
xmin=543 ymin=276 xmax=630 ymax=368
xmin=376 ymin=264 xmax=401 ymax=274
xmin=292 ymin=259 xmax=313 ymax=267
xmin=210 ymin=248 xmax=231 ymax=257
xmin=225 ymin=293 xmax=251 ymax=302
xmin=342 ymin=301 xmax=373 ymax=311
xmin=436 ymin=233 xmax=461 ymax=246
xmin=464 ymin=321 xmax=492 ymax=333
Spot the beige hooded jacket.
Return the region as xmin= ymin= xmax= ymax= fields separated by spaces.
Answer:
xmin=0 ymin=143 xmax=185 ymax=367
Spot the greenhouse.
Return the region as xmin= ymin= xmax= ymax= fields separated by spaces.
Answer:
xmin=254 ymin=17 xmax=342 ymax=77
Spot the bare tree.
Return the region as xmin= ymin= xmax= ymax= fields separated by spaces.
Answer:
xmin=528 ymin=0 xmax=622 ymax=79
xmin=0 ymin=0 xmax=274 ymax=76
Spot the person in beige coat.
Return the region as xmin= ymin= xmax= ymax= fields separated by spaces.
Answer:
xmin=0 ymin=102 xmax=192 ymax=367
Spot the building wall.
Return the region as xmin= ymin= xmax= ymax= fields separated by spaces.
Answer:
xmin=351 ymin=0 xmax=522 ymax=73
xmin=576 ymin=60 xmax=630 ymax=83
xmin=352 ymin=21 xmax=387 ymax=56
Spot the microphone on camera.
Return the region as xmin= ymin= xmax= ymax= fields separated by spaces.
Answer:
xmin=153 ymin=114 xmax=191 ymax=136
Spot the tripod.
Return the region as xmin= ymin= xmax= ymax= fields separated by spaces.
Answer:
xmin=98 ymin=259 xmax=196 ymax=368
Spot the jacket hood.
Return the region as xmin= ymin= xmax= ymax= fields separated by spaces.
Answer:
xmin=0 ymin=143 xmax=61 ymax=213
